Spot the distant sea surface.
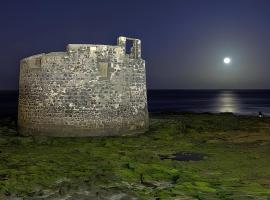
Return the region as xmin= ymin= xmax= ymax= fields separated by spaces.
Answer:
xmin=0 ymin=90 xmax=270 ymax=117
xmin=148 ymin=90 xmax=270 ymax=115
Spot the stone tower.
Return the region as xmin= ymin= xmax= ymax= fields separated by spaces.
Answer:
xmin=18 ymin=36 xmax=148 ymax=137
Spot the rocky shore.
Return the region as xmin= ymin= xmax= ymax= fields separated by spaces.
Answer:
xmin=0 ymin=113 xmax=270 ymax=199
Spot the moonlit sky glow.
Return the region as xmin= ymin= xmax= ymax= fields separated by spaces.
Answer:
xmin=1 ymin=0 xmax=270 ymax=90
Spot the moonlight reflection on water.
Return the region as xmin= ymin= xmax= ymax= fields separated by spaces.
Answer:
xmin=147 ymin=90 xmax=270 ymax=115
xmin=216 ymin=91 xmax=239 ymax=113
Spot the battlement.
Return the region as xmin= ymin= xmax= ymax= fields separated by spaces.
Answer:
xmin=66 ymin=36 xmax=141 ymax=59
xmin=21 ymin=37 xmax=142 ymax=69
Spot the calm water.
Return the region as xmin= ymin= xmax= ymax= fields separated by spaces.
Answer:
xmin=148 ymin=90 xmax=270 ymax=115
xmin=0 ymin=90 xmax=270 ymax=117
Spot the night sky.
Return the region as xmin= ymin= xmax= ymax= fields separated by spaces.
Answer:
xmin=1 ymin=0 xmax=270 ymax=90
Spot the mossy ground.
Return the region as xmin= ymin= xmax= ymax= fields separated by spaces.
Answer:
xmin=0 ymin=113 xmax=270 ymax=199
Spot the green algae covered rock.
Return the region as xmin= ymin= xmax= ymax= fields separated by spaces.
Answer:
xmin=0 ymin=114 xmax=270 ymax=199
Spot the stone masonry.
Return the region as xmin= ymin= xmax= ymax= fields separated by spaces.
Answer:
xmin=18 ymin=36 xmax=149 ymax=137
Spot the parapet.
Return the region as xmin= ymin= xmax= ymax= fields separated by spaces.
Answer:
xmin=21 ymin=36 xmax=142 ymax=68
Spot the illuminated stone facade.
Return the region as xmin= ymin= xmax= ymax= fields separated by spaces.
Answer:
xmin=18 ymin=36 xmax=148 ymax=136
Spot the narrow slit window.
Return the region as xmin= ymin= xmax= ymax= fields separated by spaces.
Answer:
xmin=125 ymin=40 xmax=133 ymax=55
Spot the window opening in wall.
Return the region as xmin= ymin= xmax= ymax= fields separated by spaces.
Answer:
xmin=125 ymin=40 xmax=133 ymax=54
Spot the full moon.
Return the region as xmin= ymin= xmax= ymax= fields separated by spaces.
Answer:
xmin=223 ymin=57 xmax=231 ymax=64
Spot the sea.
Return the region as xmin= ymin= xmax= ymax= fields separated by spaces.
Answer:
xmin=0 ymin=90 xmax=270 ymax=117
xmin=148 ymin=90 xmax=270 ymax=116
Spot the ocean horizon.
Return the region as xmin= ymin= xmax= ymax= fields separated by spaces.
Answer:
xmin=1 ymin=89 xmax=270 ymax=117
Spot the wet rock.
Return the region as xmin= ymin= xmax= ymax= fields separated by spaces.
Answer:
xmin=140 ymin=173 xmax=157 ymax=188
xmin=58 ymin=182 xmax=71 ymax=196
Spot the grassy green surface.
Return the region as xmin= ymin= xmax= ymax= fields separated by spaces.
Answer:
xmin=0 ymin=113 xmax=270 ymax=199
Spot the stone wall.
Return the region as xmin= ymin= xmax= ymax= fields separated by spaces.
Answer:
xmin=18 ymin=36 xmax=149 ymax=137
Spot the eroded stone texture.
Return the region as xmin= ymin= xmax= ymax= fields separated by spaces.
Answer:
xmin=18 ymin=36 xmax=149 ymax=137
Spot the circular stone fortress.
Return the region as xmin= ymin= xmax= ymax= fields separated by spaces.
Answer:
xmin=18 ymin=36 xmax=149 ymax=137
